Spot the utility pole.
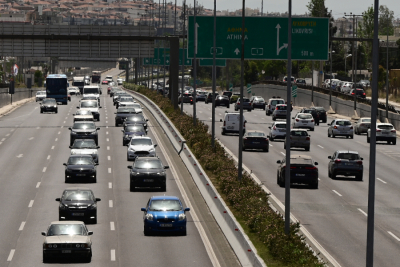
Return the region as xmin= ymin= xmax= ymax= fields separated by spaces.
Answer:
xmin=261 ymin=0 xmax=263 ymax=16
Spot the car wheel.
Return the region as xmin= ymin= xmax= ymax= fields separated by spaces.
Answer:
xmin=130 ymin=182 xmax=135 ymax=192
xmin=310 ymin=128 xmax=314 ymax=131
xmin=40 ymin=109 xmax=43 ymax=114
xmin=263 ymin=106 xmax=266 ymax=110
xmin=328 ymin=131 xmax=331 ymax=137
xmin=331 ymin=171 xmax=336 ymax=179
xmin=248 ymin=109 xmax=251 ymax=112
xmin=270 ymin=136 xmax=274 ymax=141
xmin=272 ymin=117 xmax=276 ymax=121
xmin=263 ymin=148 xmax=269 ymax=152
xmin=160 ymin=184 xmax=166 ymax=192
xmin=305 ymin=146 xmax=310 ymax=151
xmin=350 ymin=135 xmax=354 ymax=139
xmin=332 ymin=133 xmax=335 ymax=138
xmin=43 ymin=252 xmax=49 ymax=263
xmin=227 ymin=104 xmax=230 ymax=108
xmin=328 ymin=169 xmax=331 ymax=178
xmin=93 ymin=177 xmax=97 ymax=183
xmin=235 ymin=108 xmax=238 ymax=111
xmin=92 ymin=216 xmax=97 ymax=225
xmin=242 ymin=146 xmax=246 ymax=151
xmin=221 ymin=129 xmax=225 ymax=135
xmin=310 ymin=182 xmax=318 ymax=189
xmin=144 ymin=228 xmax=151 ymax=236
xmin=55 ymin=109 xmax=58 ymax=114
xmin=367 ymin=136 xmax=370 ymax=143
xmin=180 ymin=229 xmax=187 ymax=236
xmin=393 ymin=140 xmax=397 ymax=145
xmin=279 ymin=176 xmax=285 ymax=188
xmin=356 ymin=174 xmax=363 ymax=181
xmin=355 ymin=128 xmax=359 ymax=135
xmin=283 ymin=143 xmax=286 ymax=149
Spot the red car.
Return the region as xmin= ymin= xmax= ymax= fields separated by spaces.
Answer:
xmin=102 ymin=80 xmax=109 ymax=85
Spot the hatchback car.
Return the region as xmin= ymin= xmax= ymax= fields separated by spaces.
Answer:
xmin=140 ymin=196 xmax=190 ymax=236
xmin=205 ymin=92 xmax=219 ymax=104
xmin=36 ymin=91 xmax=47 ymax=101
xmin=284 ymin=129 xmax=311 ymax=151
xmin=327 ymin=119 xmax=353 ymax=138
xmin=122 ymin=124 xmax=147 ymax=146
xmin=242 ymin=131 xmax=269 ymax=152
xmin=77 ymin=100 xmax=101 ymax=121
xmin=123 ymin=114 xmax=148 ymax=130
xmin=354 ymin=117 xmax=371 ymax=135
xmin=115 ymin=107 xmax=138 ymax=126
xmin=56 ymin=188 xmax=101 ymax=224
xmin=40 ymin=98 xmax=58 ymax=114
xmin=350 ymin=88 xmax=366 ymax=98
xmin=276 ymin=155 xmax=318 ymax=189
xmin=178 ymin=93 xmax=194 ymax=104
xmin=341 ymin=82 xmax=354 ymax=93
xmin=328 ymin=150 xmax=363 ymax=181
xmin=268 ymin=121 xmax=287 ymax=141
xmin=234 ymin=97 xmax=252 ymax=111
xmin=250 ymin=96 xmax=266 ymax=110
xmin=196 ymin=91 xmax=207 ymax=101
xmin=69 ymin=121 xmax=99 ymax=146
xmin=128 ymin=157 xmax=169 ymax=191
xmin=272 ymin=104 xmax=287 ymax=121
xmin=127 ymin=136 xmax=157 ymax=161
xmin=292 ymin=113 xmax=314 ymax=131
xmin=63 ymin=155 xmax=98 ymax=183
xmin=42 ymin=221 xmax=93 ymax=263
xmin=69 ymin=139 xmax=100 ymax=163
xmin=215 ymin=95 xmax=230 ymax=108
xmin=68 ymin=87 xmax=80 ymax=95
xmin=367 ymin=123 xmax=396 ymax=145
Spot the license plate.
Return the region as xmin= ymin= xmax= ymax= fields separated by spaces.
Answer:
xmin=295 ymin=174 xmax=305 ymax=176
xmin=76 ymin=174 xmax=86 ymax=176
xmin=160 ymin=223 xmax=173 ymax=227
xmin=252 ymin=142 xmax=260 ymax=144
xmin=62 ymin=250 xmax=71 ymax=253
xmin=302 ymin=120 xmax=308 ymax=123
xmin=143 ymin=179 xmax=154 ymax=182
xmin=72 ymin=213 xmax=84 ymax=216
xmin=227 ymin=126 xmax=234 ymax=129
xmin=279 ymin=129 xmax=286 ymax=132
xmin=345 ymin=163 xmax=353 ymax=166
xmin=382 ymin=132 xmax=389 ymax=134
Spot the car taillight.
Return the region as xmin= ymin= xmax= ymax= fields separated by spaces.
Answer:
xmin=311 ymin=119 xmax=314 ymax=122
xmin=305 ymin=166 xmax=317 ymax=170
xmin=296 ymin=119 xmax=299 ymax=122
xmin=363 ymin=93 xmax=366 ymax=95
xmin=244 ymin=122 xmax=246 ymax=127
xmin=268 ymin=105 xmax=271 ymax=109
xmin=265 ymin=138 xmax=269 ymax=141
xmin=350 ymin=126 xmax=353 ymax=129
xmin=273 ymin=126 xmax=276 ymax=130
xmin=276 ymin=107 xmax=279 ymax=110
xmin=334 ymin=126 xmax=338 ymax=129
xmin=356 ymin=161 xmax=363 ymax=165
xmin=391 ymin=130 xmax=396 ymax=133
xmin=334 ymin=159 xmax=341 ymax=164
xmin=244 ymin=138 xmax=247 ymax=140
xmin=290 ymin=166 xmax=297 ymax=169
xmin=306 ymin=137 xmax=310 ymax=140
xmin=376 ymin=129 xmax=381 ymax=132
xmin=360 ymin=124 xmax=364 ymax=127
xmin=351 ymin=92 xmax=355 ymax=95
xmin=224 ymin=121 xmax=226 ymax=126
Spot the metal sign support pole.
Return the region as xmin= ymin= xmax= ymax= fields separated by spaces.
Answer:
xmin=180 ymin=1 xmax=186 ymax=115
xmin=238 ymin=0 xmax=245 ymax=181
xmin=193 ymin=0 xmax=197 ymax=126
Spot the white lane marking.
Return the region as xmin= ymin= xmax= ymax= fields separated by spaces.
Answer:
xmin=106 ymin=121 xmax=108 ymax=123
xmin=6 ymin=133 xmax=10 ymax=136
xmin=65 ymin=117 xmax=68 ymax=120
xmin=107 ymin=138 xmax=109 ymax=142
xmin=111 ymin=249 xmax=116 ymax=261
xmin=108 ymin=156 xmax=111 ymax=161
xmin=218 ymin=113 xmax=221 ymax=116
xmin=1 ymin=138 xmax=5 ymax=141
xmin=36 ymin=127 xmax=40 ymax=129
xmin=0 ymin=142 xmax=2 ymax=145
xmin=318 ymin=178 xmax=321 ymax=181
xmin=199 ymin=111 xmax=203 ymax=113
xmin=47 ymin=155 xmax=51 ymax=160
xmin=28 ymin=200 xmax=34 ymax=207
xmin=110 ymin=222 xmax=115 ymax=231
xmin=43 ymin=167 xmax=47 ymax=172
xmin=16 ymin=154 xmax=23 ymax=158
xmin=106 ymin=117 xmax=108 ymax=119
xmin=209 ymin=117 xmax=212 ymax=120
xmin=269 ymin=144 xmax=273 ymax=147
xmin=106 ymin=126 xmax=109 ymax=129
xmin=109 ymin=200 xmax=113 ymax=208
xmin=7 ymin=249 xmax=15 ymax=261
xmin=58 ymin=131 xmax=61 ymax=134
xmin=63 ymin=121 xmax=66 ymax=124
xmin=388 ymin=231 xmax=400 ymax=242
xmin=108 ymin=168 xmax=112 ymax=173
xmin=107 ymin=146 xmax=110 ymax=150
xmin=19 ymin=222 xmax=26 ymax=231
xmin=106 ymin=131 xmax=109 ymax=135
xmin=10 ymin=129 xmax=14 ymax=132
xmin=36 ymin=182 xmax=41 ymax=188
xmin=358 ymin=208 xmax=368 ymax=217
xmin=318 ymin=145 xmax=324 ymax=149
xmin=109 ymin=182 xmax=112 ymax=189
xmin=60 ymin=126 xmax=63 ymax=128
xmin=332 ymin=190 xmax=342 ymax=197
xmin=377 ymin=178 xmax=387 ymax=184
xmin=280 ymin=152 xmax=285 ymax=156
xmin=51 ymin=146 xmax=55 ymax=149
xmin=262 ymin=118 xmax=265 ymax=119
xmin=55 ymin=138 xmax=58 ymax=142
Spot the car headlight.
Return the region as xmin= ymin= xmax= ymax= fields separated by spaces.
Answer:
xmin=145 ymin=213 xmax=154 ymax=221
xmin=71 ymin=150 xmax=77 ymax=155
xmin=178 ymin=213 xmax=186 ymax=221
xmin=71 ymin=131 xmax=78 ymax=135
xmin=128 ymin=147 xmax=135 ymax=152
xmin=90 ymin=131 xmax=97 ymax=134
xmin=143 ymin=123 xmax=147 ymax=127
xmin=88 ymin=204 xmax=97 ymax=210
xmin=59 ymin=204 xmax=67 ymax=210
xmin=149 ymin=148 xmax=155 ymax=152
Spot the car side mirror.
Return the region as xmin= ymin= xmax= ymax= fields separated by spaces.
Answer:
xmin=63 ymin=163 xmax=67 ymax=166
xmin=114 ymin=112 xmax=117 ymax=114
xmin=361 ymin=157 xmax=364 ymax=160
xmin=184 ymin=208 xmax=190 ymax=212
xmin=121 ymin=130 xmax=124 ymax=132
xmin=88 ymin=231 xmax=93 ymax=236
xmin=41 ymin=231 xmax=46 ymax=236
xmin=276 ymin=160 xmax=281 ymax=164
xmin=154 ymin=144 xmax=157 ymax=147
xmin=95 ymin=198 xmax=101 ymax=202
xmin=292 ymin=117 xmax=294 ymax=119
xmin=95 ymin=163 xmax=99 ymax=166
xmin=220 ymin=119 xmax=222 ymax=122
xmin=268 ymin=126 xmax=271 ymax=129
xmin=141 ymin=208 xmax=146 ymax=212
xmin=315 ymin=162 xmax=318 ymax=165
xmin=76 ymin=106 xmax=80 ymax=109
xmin=55 ymin=198 xmax=61 ymax=201
xmin=328 ymin=156 xmax=332 ymax=159
xmin=146 ymin=119 xmax=149 ymax=121
xmin=164 ymin=166 xmax=169 ymax=169
xmin=99 ymin=106 xmax=102 ymax=108
xmin=69 ymin=146 xmax=72 ymax=148
xmin=97 ymin=128 xmax=100 ymax=130
xmin=68 ymin=127 xmax=72 ymax=130
xmin=127 ymin=166 xmax=132 ymax=169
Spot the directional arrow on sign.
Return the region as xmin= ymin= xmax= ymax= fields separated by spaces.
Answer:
xmin=166 ymin=60 xmax=170 ymax=64
xmin=234 ymin=48 xmax=240 ymax=55
xmin=276 ymin=24 xmax=288 ymax=55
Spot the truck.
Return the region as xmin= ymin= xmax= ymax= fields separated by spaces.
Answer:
xmin=72 ymin=76 xmax=85 ymax=94
xmin=91 ymin=71 xmax=101 ymax=84
xmin=46 ymin=74 xmax=68 ymax=105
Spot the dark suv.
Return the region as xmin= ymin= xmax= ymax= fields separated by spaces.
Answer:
xmin=234 ymin=97 xmax=252 ymax=111
xmin=312 ymin=107 xmax=327 ymax=123
xmin=276 ymin=155 xmax=319 ymax=189
xmin=115 ymin=107 xmax=137 ymax=126
xmin=128 ymin=157 xmax=169 ymax=191
xmin=328 ymin=150 xmax=363 ymax=181
xmin=63 ymin=155 xmax=98 ymax=183
xmin=69 ymin=122 xmax=100 ymax=146
xmin=350 ymin=89 xmax=366 ymax=99
xmin=205 ymin=92 xmax=219 ymax=104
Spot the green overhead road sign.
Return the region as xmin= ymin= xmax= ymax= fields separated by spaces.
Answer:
xmin=292 ymin=85 xmax=298 ymax=98
xmin=199 ymin=59 xmax=227 ymax=67
xmin=188 ymin=16 xmax=329 ymax=60
xmin=247 ymin=83 xmax=252 ymax=94
xmin=143 ymin=48 xmax=192 ymax=66
xmin=229 ymin=83 xmax=233 ymax=92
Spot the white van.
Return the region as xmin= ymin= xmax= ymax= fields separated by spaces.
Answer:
xmin=220 ymin=112 xmax=246 ymax=135
xmin=83 ymin=85 xmax=100 ymax=98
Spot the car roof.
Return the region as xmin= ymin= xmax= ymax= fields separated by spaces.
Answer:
xmin=291 ymin=128 xmax=308 ymax=131
xmin=276 ymin=104 xmax=286 ymax=106
xmin=290 ymin=154 xmax=312 ymax=160
xmin=246 ymin=130 xmax=265 ymax=133
xmin=273 ymin=121 xmax=286 ymax=124
xmin=64 ymin=187 xmax=92 ymax=191
xmin=136 ymin=157 xmax=160 ymax=161
xmin=334 ymin=119 xmax=350 ymax=121
xmin=73 ymin=139 xmax=96 ymax=142
xmin=50 ymin=221 xmax=85 ymax=225
xmin=69 ymin=154 xmax=93 ymax=158
xmin=377 ymin=123 xmax=393 ymax=126
xmin=131 ymin=136 xmax=151 ymax=139
xmin=73 ymin=121 xmax=95 ymax=124
xmin=335 ymin=150 xmax=359 ymax=154
xmin=150 ymin=195 xmax=180 ymax=201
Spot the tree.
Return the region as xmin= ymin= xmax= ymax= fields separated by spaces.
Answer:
xmin=358 ymin=6 xmax=374 ymax=68
xmin=379 ymin=5 xmax=394 ymax=35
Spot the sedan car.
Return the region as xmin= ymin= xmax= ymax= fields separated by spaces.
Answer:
xmin=64 ymin=155 xmax=98 ymax=183
xmin=110 ymin=87 xmax=122 ymax=97
xmin=215 ymin=95 xmax=230 ymax=108
xmin=292 ymin=113 xmax=314 ymax=131
xmin=234 ymin=97 xmax=252 ymax=111
xmin=242 ymin=130 xmax=269 ymax=152
xmin=354 ymin=117 xmax=371 ymax=135
xmin=69 ymin=121 xmax=100 ymax=146
xmin=205 ymin=92 xmax=219 ymax=104
xmin=68 ymin=87 xmax=80 ymax=95
xmin=127 ymin=136 xmax=157 ymax=161
xmin=36 ymin=91 xmax=46 ymax=102
xmin=101 ymin=80 xmax=109 ymax=85
xmin=284 ymin=129 xmax=311 ymax=151
xmin=40 ymin=98 xmax=58 ymax=114
xmin=272 ymin=104 xmax=287 ymax=121
xmin=128 ymin=157 xmax=169 ymax=191
xmin=122 ymin=124 xmax=147 ymax=146
xmin=276 ymin=155 xmax=318 ymax=189
xmin=117 ymin=96 xmax=136 ymax=109
xmin=115 ymin=107 xmax=138 ymax=126
xmin=140 ymin=196 xmax=190 ymax=236
xmin=268 ymin=121 xmax=287 ymax=141
xmin=196 ymin=91 xmax=207 ymax=101
xmin=327 ymin=119 xmax=353 ymax=138
xmin=341 ymin=82 xmax=354 ymax=93
xmin=77 ymin=100 xmax=101 ymax=121
xmin=328 ymin=150 xmax=363 ymax=181
xmin=69 ymin=139 xmax=100 ymax=164
xmin=250 ymin=96 xmax=266 ymax=110
xmin=350 ymin=88 xmax=366 ymax=98
xmin=56 ymin=188 xmax=101 ymax=224
xmin=123 ymin=114 xmax=148 ymax=130
xmin=367 ymin=123 xmax=396 ymax=145
xmin=42 ymin=221 xmax=93 ymax=263
xmin=178 ymin=93 xmax=194 ymax=104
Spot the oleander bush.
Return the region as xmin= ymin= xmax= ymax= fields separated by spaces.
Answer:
xmin=124 ymin=82 xmax=324 ymax=267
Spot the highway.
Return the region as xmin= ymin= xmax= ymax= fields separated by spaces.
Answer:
xmin=182 ymin=97 xmax=400 ymax=267
xmin=0 ymin=68 xmax=240 ymax=267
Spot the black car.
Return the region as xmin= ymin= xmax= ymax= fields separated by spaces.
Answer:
xmin=123 ymin=114 xmax=148 ymax=130
xmin=276 ymin=155 xmax=319 ymax=189
xmin=196 ymin=91 xmax=207 ymax=101
xmin=69 ymin=122 xmax=100 ymax=146
xmin=350 ymin=89 xmax=366 ymax=99
xmin=250 ymin=96 xmax=266 ymax=110
xmin=234 ymin=97 xmax=252 ymax=111
xmin=56 ymin=187 xmax=101 ymax=224
xmin=242 ymin=130 xmax=269 ymax=152
xmin=128 ymin=157 xmax=169 ymax=191
xmin=110 ymin=87 xmax=122 ymax=97
xmin=312 ymin=107 xmax=327 ymax=123
xmin=40 ymin=98 xmax=58 ymax=114
xmin=205 ymin=92 xmax=219 ymax=104
xmin=328 ymin=150 xmax=363 ymax=181
xmin=215 ymin=95 xmax=230 ymax=108
xmin=178 ymin=93 xmax=194 ymax=104
xmin=122 ymin=124 xmax=147 ymax=146
xmin=63 ymin=155 xmax=98 ymax=183
xmin=115 ymin=107 xmax=137 ymax=126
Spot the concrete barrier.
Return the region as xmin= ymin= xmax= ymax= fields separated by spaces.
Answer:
xmin=0 ymin=87 xmax=41 ymax=109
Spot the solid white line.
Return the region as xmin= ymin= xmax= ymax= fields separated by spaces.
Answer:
xmin=358 ymin=208 xmax=368 ymax=217
xmin=107 ymin=146 xmax=110 ymax=150
xmin=110 ymin=222 xmax=115 ymax=231
xmin=108 ymin=182 xmax=112 ymax=189
xmin=51 ymin=146 xmax=55 ymax=149
xmin=109 ymin=200 xmax=113 ymax=208
xmin=42 ymin=167 xmax=47 ymax=172
xmin=36 ymin=182 xmax=41 ymax=188
xmin=332 ymin=190 xmax=342 ymax=197
xmin=107 ymin=138 xmax=109 ymax=142
xmin=388 ymin=231 xmax=400 ymax=241
xmin=377 ymin=178 xmax=387 ymax=184
xmin=28 ymin=200 xmax=34 ymax=207
xmin=7 ymin=249 xmax=15 ymax=261
xmin=318 ymin=145 xmax=324 ymax=149
xmin=55 ymin=138 xmax=58 ymax=142
xmin=47 ymin=155 xmax=50 ymax=160
xmin=111 ymin=249 xmax=116 ymax=261
xmin=108 ymin=168 xmax=112 ymax=173
xmin=280 ymin=152 xmax=285 ymax=156
xmin=0 ymin=142 xmax=2 ymax=145
xmin=19 ymin=222 xmax=25 ymax=231
xmin=108 ymin=156 xmax=111 ymax=161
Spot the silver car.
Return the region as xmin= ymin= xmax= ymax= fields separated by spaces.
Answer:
xmin=292 ymin=113 xmax=315 ymax=131
xmin=367 ymin=123 xmax=396 ymax=145
xmin=327 ymin=119 xmax=354 ymax=138
xmin=268 ymin=121 xmax=287 ymax=141
xmin=272 ymin=104 xmax=287 ymax=121
xmin=354 ymin=117 xmax=371 ymax=135
xmin=284 ymin=129 xmax=311 ymax=151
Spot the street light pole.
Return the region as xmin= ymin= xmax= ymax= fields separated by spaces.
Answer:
xmin=386 ymin=32 xmax=389 ymax=120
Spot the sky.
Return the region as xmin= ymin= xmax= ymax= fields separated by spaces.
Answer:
xmin=196 ymin=0 xmax=400 ymax=19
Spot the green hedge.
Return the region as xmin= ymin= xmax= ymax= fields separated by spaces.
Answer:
xmin=124 ymin=82 xmax=324 ymax=267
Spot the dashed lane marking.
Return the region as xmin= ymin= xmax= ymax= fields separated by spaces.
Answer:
xmin=36 ymin=182 xmax=41 ymax=188
xmin=110 ymin=222 xmax=115 ymax=231
xmin=377 ymin=178 xmax=387 ymax=184
xmin=51 ymin=146 xmax=55 ymax=149
xmin=358 ymin=208 xmax=368 ymax=217
xmin=108 ymin=168 xmax=112 ymax=173
xmin=109 ymin=200 xmax=113 ymax=208
xmin=107 ymin=146 xmax=110 ymax=150
xmin=28 ymin=200 xmax=34 ymax=207
xmin=318 ymin=145 xmax=324 ymax=149
xmin=47 ymin=155 xmax=51 ymax=160
xmin=42 ymin=167 xmax=47 ymax=172
xmin=332 ymin=190 xmax=342 ymax=197
xmin=388 ymin=231 xmax=400 ymax=242
xmin=19 ymin=222 xmax=25 ymax=231
xmin=109 ymin=182 xmax=112 ymax=189
xmin=7 ymin=249 xmax=15 ymax=261
xmin=111 ymin=249 xmax=116 ymax=261
xmin=55 ymin=138 xmax=58 ymax=142
xmin=108 ymin=156 xmax=111 ymax=161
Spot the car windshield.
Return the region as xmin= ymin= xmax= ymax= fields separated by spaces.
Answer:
xmin=378 ymin=125 xmax=393 ymax=130
xmin=62 ymin=190 xmax=94 ymax=201
xmin=149 ymin=199 xmax=182 ymax=211
xmin=275 ymin=123 xmax=286 ymax=128
xmin=84 ymin=88 xmax=99 ymax=94
xmin=80 ymin=101 xmax=98 ymax=108
xmin=276 ymin=105 xmax=287 ymax=110
xmin=271 ymin=100 xmax=283 ymax=105
xmin=120 ymin=98 xmax=134 ymax=102
xmin=291 ymin=131 xmax=309 ymax=136
xmin=68 ymin=157 xmax=94 ymax=165
xmin=134 ymin=160 xmax=163 ymax=169
xmin=247 ymin=132 xmax=265 ymax=137
xmin=314 ymin=107 xmax=326 ymax=112
xmin=361 ymin=119 xmax=371 ymax=123
xmin=302 ymin=110 xmax=313 ymax=114
xmin=47 ymin=224 xmax=87 ymax=236
xmin=117 ymin=108 xmax=136 ymax=114
xmin=125 ymin=125 xmax=144 ymax=132
xmin=255 ymin=98 xmax=264 ymax=101
xmin=82 ymin=97 xmax=97 ymax=100
xmin=298 ymin=114 xmax=313 ymax=119
xmin=76 ymin=110 xmax=92 ymax=115
xmin=130 ymin=138 xmax=152 ymax=146
xmin=37 ymin=91 xmax=46 ymax=95
xmin=72 ymin=123 xmax=96 ymax=130
xmin=72 ymin=140 xmax=97 ymax=149
xmin=336 ymin=120 xmax=351 ymax=126
xmin=242 ymin=98 xmax=250 ymax=102
xmin=337 ymin=153 xmax=360 ymax=160
xmin=126 ymin=115 xmax=145 ymax=121
xmin=42 ymin=99 xmax=56 ymax=105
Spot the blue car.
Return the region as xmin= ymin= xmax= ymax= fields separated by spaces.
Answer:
xmin=141 ymin=196 xmax=190 ymax=236
xmin=122 ymin=124 xmax=147 ymax=146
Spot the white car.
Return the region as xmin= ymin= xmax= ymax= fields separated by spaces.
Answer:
xmin=129 ymin=103 xmax=143 ymax=113
xmin=78 ymin=100 xmax=101 ymax=121
xmin=70 ymin=139 xmax=99 ymax=163
xmin=266 ymin=97 xmax=285 ymax=116
xmin=68 ymin=87 xmax=80 ymax=95
xmin=127 ymin=136 xmax=157 ymax=161
xmin=327 ymin=119 xmax=354 ymax=138
xmin=117 ymin=78 xmax=123 ymax=85
xmin=36 ymin=91 xmax=46 ymax=102
xmin=220 ymin=112 xmax=246 ymax=135
xmin=292 ymin=113 xmax=315 ymax=131
xmin=367 ymin=123 xmax=396 ymax=145
xmin=117 ymin=96 xmax=135 ymax=108
xmin=341 ymin=82 xmax=354 ymax=93
xmin=268 ymin=121 xmax=287 ymax=141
